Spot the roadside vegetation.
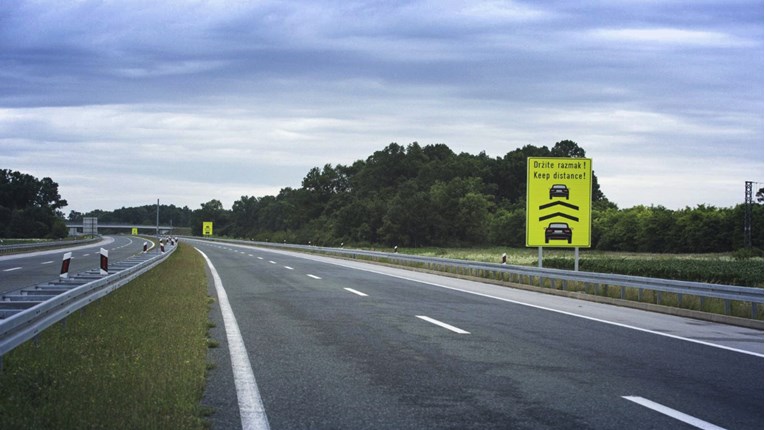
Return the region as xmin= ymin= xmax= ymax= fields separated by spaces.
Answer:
xmin=0 ymin=169 xmax=69 ymax=239
xmin=398 ymin=247 xmax=763 ymax=288
xmin=72 ymin=141 xmax=763 ymax=256
xmin=0 ymin=243 xmax=212 ymax=429
xmin=328 ymin=245 xmax=760 ymax=319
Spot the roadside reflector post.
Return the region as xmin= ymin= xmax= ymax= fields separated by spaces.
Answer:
xmin=60 ymin=252 xmax=72 ymax=279
xmin=99 ymin=248 xmax=108 ymax=275
xmin=160 ymin=239 xmax=165 ymax=253
xmin=394 ymin=245 xmax=398 ymax=253
xmin=501 ymin=253 xmax=507 ymax=265
xmin=143 ymin=241 xmax=148 ymax=253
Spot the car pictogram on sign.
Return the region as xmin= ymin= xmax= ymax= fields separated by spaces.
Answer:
xmin=545 ymin=222 xmax=572 ymax=244
xmin=549 ymin=184 xmax=569 ymax=200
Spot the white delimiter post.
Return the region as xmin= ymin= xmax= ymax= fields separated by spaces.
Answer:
xmin=60 ymin=252 xmax=72 ymax=279
xmin=99 ymin=248 xmax=108 ymax=275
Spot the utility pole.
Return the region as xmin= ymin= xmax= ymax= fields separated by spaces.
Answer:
xmin=156 ymin=199 xmax=160 ymax=253
xmin=744 ymin=181 xmax=753 ymax=249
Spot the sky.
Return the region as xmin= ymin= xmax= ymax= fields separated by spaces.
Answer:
xmin=0 ymin=0 xmax=762 ymax=214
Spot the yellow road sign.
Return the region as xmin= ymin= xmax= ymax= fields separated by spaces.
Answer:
xmin=202 ymin=221 xmax=213 ymax=236
xmin=131 ymin=227 xmax=138 ymax=235
xmin=526 ymin=157 xmax=592 ymax=247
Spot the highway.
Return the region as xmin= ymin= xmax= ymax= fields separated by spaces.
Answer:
xmin=191 ymin=239 xmax=763 ymax=430
xmin=0 ymin=236 xmax=153 ymax=294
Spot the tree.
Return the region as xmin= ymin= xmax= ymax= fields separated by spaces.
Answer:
xmin=0 ymin=170 xmax=68 ymax=238
xmin=551 ymin=140 xmax=586 ymax=158
xmin=191 ymin=199 xmax=229 ymax=236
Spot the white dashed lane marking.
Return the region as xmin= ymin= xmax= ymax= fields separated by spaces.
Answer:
xmin=344 ymin=288 xmax=368 ymax=297
xmin=622 ymin=396 xmax=726 ymax=430
xmin=416 ymin=315 xmax=470 ymax=334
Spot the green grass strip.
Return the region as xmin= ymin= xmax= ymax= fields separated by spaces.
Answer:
xmin=0 ymin=243 xmax=211 ymax=429
xmin=398 ymin=246 xmax=764 ymax=287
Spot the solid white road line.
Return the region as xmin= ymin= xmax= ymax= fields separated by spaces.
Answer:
xmin=623 ymin=396 xmax=726 ymax=430
xmin=3 ymin=267 xmax=22 ymax=272
xmin=196 ymin=248 xmax=270 ymax=430
xmin=344 ymin=288 xmax=368 ymax=297
xmin=307 ymin=274 xmax=322 ymax=280
xmin=416 ymin=315 xmax=470 ymax=334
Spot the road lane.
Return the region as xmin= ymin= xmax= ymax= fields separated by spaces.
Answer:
xmin=0 ymin=236 xmax=151 ymax=294
xmin=192 ymin=240 xmax=763 ymax=429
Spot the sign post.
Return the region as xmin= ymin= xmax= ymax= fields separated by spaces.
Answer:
xmin=526 ymin=157 xmax=592 ymax=268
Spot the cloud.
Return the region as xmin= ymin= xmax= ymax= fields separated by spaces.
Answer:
xmin=0 ymin=0 xmax=761 ymax=213
xmin=589 ymin=27 xmax=751 ymax=48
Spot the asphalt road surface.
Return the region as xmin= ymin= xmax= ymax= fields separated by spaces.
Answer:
xmin=0 ymin=236 xmax=154 ymax=294
xmin=202 ymin=240 xmax=763 ymax=429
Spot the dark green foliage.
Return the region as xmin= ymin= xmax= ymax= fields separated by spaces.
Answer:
xmin=214 ymin=140 xmax=606 ymax=247
xmin=186 ymin=140 xmax=762 ymax=254
xmin=593 ymin=204 xmax=763 ymax=253
xmin=0 ymin=169 xmax=68 ymax=239
xmin=543 ymin=256 xmax=763 ymax=288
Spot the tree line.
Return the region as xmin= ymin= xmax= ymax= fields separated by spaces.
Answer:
xmin=68 ymin=205 xmax=194 ymax=229
xmin=8 ymin=139 xmax=762 ymax=254
xmin=0 ymin=169 xmax=68 ymax=238
xmin=184 ymin=141 xmax=764 ymax=254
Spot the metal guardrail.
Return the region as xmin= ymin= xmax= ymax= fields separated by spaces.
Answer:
xmin=0 ymin=237 xmax=100 ymax=254
xmin=0 ymin=245 xmax=176 ymax=365
xmin=192 ymin=237 xmax=764 ymax=320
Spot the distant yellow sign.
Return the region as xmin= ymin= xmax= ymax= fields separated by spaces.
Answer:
xmin=131 ymin=227 xmax=138 ymax=235
xmin=202 ymin=221 xmax=213 ymax=236
xmin=526 ymin=157 xmax=592 ymax=247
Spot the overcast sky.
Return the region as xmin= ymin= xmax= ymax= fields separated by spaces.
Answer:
xmin=1 ymin=0 xmax=762 ymax=214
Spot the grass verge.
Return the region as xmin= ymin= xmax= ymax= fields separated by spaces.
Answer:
xmin=315 ymin=245 xmax=762 ymax=321
xmin=397 ymin=246 xmax=764 ymax=288
xmin=0 ymin=243 xmax=212 ymax=429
